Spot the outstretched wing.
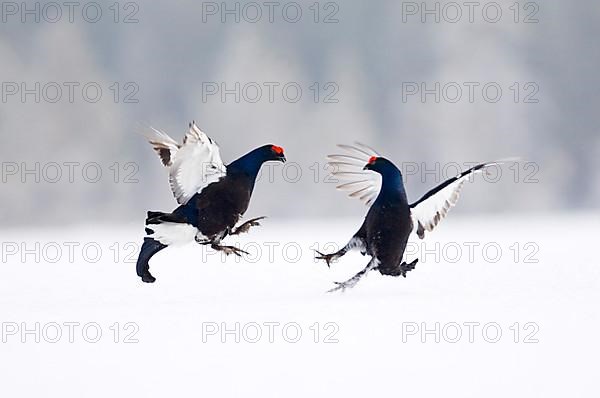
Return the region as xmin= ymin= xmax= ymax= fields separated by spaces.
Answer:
xmin=143 ymin=127 xmax=180 ymax=167
xmin=143 ymin=121 xmax=227 ymax=205
xmin=409 ymin=161 xmax=502 ymax=239
xmin=327 ymin=142 xmax=382 ymax=206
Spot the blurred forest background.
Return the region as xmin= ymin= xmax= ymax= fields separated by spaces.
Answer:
xmin=0 ymin=0 xmax=598 ymax=226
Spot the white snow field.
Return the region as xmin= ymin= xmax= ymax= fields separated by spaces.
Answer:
xmin=0 ymin=213 xmax=598 ymax=397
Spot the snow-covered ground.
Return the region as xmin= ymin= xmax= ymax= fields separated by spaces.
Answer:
xmin=0 ymin=213 xmax=598 ymax=397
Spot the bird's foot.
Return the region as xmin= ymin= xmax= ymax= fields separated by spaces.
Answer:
xmin=326 ymin=259 xmax=377 ymax=293
xmin=381 ymin=259 xmax=418 ymax=277
xmin=327 ymin=278 xmax=360 ymax=293
xmin=230 ymin=216 xmax=266 ymax=235
xmin=399 ymin=259 xmax=418 ymax=278
xmin=211 ymin=243 xmax=249 ymax=257
xmin=314 ymin=250 xmax=340 ymax=268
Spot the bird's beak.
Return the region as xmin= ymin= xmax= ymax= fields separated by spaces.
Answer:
xmin=362 ymin=163 xmax=371 ymax=171
xmin=278 ymin=154 xmax=287 ymax=163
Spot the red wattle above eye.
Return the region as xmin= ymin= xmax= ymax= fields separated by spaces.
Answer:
xmin=272 ymin=145 xmax=284 ymax=155
xmin=368 ymin=156 xmax=377 ymax=164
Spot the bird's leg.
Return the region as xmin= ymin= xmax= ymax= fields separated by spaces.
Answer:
xmin=315 ymin=247 xmax=348 ymax=268
xmin=380 ymin=259 xmax=419 ymax=278
xmin=210 ymin=243 xmax=249 ymax=257
xmin=315 ymin=237 xmax=364 ymax=268
xmin=230 ymin=216 xmax=266 ymax=235
xmin=327 ymin=259 xmax=378 ymax=293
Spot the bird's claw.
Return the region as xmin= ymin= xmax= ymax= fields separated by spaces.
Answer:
xmin=327 ymin=280 xmax=356 ymax=293
xmin=212 ymin=244 xmax=249 ymax=257
xmin=225 ymin=246 xmax=249 ymax=257
xmin=314 ymin=250 xmax=336 ymax=268
xmin=230 ymin=216 xmax=266 ymax=235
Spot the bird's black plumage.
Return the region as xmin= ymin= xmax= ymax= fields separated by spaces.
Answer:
xmin=317 ymin=144 xmax=501 ymax=292
xmin=359 ymin=158 xmax=413 ymax=276
xmin=137 ymin=138 xmax=286 ymax=283
xmin=136 ymin=238 xmax=166 ymax=283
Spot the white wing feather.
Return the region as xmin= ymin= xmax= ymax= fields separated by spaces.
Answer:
xmin=327 ymin=142 xmax=382 ymax=206
xmin=144 ymin=121 xmax=226 ymax=205
xmin=142 ymin=127 xmax=180 ymax=167
xmin=410 ymin=162 xmax=502 ymax=239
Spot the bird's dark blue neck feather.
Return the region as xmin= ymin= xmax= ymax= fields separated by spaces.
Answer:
xmin=226 ymin=147 xmax=269 ymax=180
xmin=376 ymin=166 xmax=408 ymax=204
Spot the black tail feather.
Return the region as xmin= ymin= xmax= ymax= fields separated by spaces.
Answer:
xmin=146 ymin=211 xmax=186 ymax=225
xmin=136 ymin=238 xmax=167 ymax=283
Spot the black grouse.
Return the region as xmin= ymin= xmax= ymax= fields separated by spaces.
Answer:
xmin=136 ymin=121 xmax=286 ymax=283
xmin=316 ymin=142 xmax=502 ymax=292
